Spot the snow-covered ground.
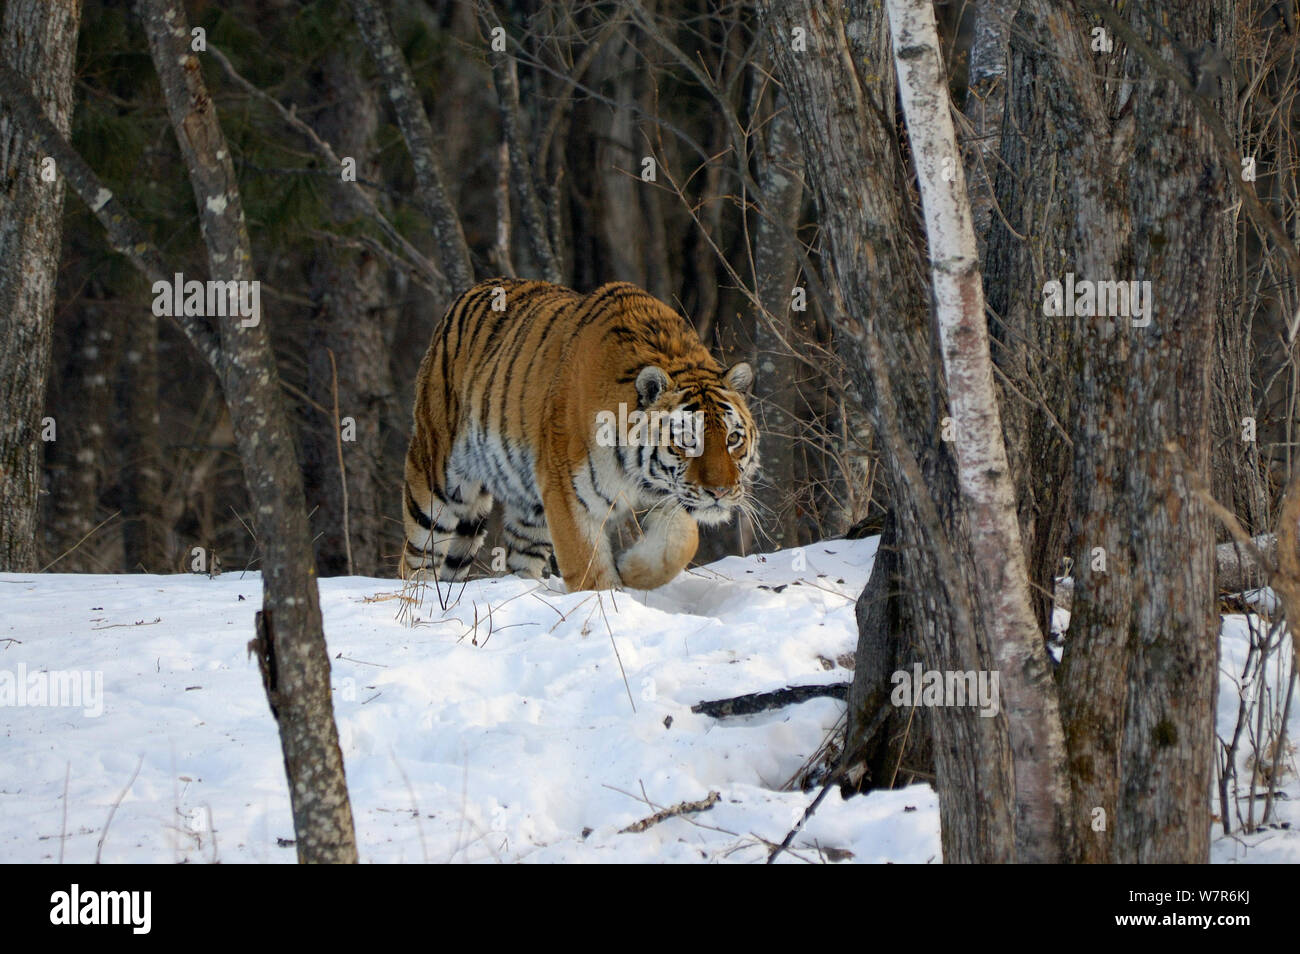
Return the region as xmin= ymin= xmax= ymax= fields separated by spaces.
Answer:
xmin=1213 ymin=608 xmax=1298 ymax=863
xmin=0 ymin=537 xmax=1292 ymax=863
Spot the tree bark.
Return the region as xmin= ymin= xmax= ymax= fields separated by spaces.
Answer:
xmin=751 ymin=90 xmax=804 ymax=550
xmin=0 ymin=0 xmax=82 ymax=571
xmin=961 ymin=0 xmax=1018 ymax=259
xmin=136 ymin=0 xmax=357 ymax=863
xmin=762 ymin=0 xmax=1018 ymax=862
xmin=42 ymin=291 xmax=120 ymax=571
xmin=582 ymin=18 xmax=671 ymax=301
xmin=846 ymin=517 xmax=933 ymax=789
xmin=982 ymin=0 xmax=1076 ymax=642
xmin=302 ymin=47 xmax=394 ymax=579
xmin=886 ymin=0 xmax=1071 ymax=862
xmin=121 ymin=305 xmax=167 ymax=573
xmin=1033 ymin=0 xmax=1227 ymax=864
xmin=349 ymin=0 xmax=474 ymax=296
xmin=486 ymin=26 xmax=562 ymax=283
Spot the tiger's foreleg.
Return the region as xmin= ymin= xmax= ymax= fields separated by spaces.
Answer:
xmin=540 ymin=483 xmax=621 ymax=591
xmin=616 ymin=506 xmax=699 ymax=590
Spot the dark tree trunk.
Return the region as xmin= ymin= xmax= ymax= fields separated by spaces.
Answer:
xmin=846 ymin=518 xmax=933 ymax=790
xmin=0 ymin=0 xmax=82 ymax=571
xmin=488 ymin=35 xmax=562 ymax=284
xmin=961 ymin=0 xmax=1018 ymax=261
xmin=1208 ymin=3 xmax=1268 ymax=542
xmin=762 ymin=0 xmax=1020 ymax=862
xmin=42 ymin=291 xmax=121 ymax=571
xmin=750 ymin=90 xmax=804 ymax=550
xmin=121 ymin=306 xmax=167 ymax=572
xmin=1020 ymin=0 xmax=1228 ymax=864
xmin=302 ymin=48 xmax=395 ymax=579
xmin=590 ymin=21 xmax=669 ymax=299
xmin=1212 ymin=186 xmax=1268 ymax=537
xmin=983 ymin=0 xmax=1076 ymax=641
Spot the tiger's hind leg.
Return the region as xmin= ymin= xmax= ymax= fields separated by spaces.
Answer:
xmin=616 ymin=507 xmax=698 ymax=590
xmin=500 ymin=504 xmax=554 ymax=579
xmin=403 ymin=450 xmax=492 ymax=582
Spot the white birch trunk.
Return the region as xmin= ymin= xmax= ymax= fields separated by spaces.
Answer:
xmin=886 ymin=0 xmax=1071 ymax=862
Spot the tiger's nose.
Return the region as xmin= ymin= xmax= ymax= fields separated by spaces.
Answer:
xmin=706 ymin=486 xmax=731 ymax=500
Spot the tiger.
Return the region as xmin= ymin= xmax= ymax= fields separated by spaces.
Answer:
xmin=401 ymin=279 xmax=759 ymax=591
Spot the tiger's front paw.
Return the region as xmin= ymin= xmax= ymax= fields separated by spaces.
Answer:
xmin=561 ymin=565 xmax=622 ymax=592
xmin=617 ymin=508 xmax=699 ymax=590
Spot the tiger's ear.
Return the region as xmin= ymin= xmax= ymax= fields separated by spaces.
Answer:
xmin=724 ymin=361 xmax=754 ymax=393
xmin=636 ymin=366 xmax=671 ymax=406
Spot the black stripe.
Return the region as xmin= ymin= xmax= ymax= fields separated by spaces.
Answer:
xmin=450 ymin=284 xmax=490 ymax=345
xmin=504 ymin=527 xmax=549 ymax=548
xmin=456 ymin=516 xmax=488 ymax=538
xmin=585 ymin=457 xmax=615 ymax=507
xmin=606 ymin=324 xmax=641 ymax=343
xmin=438 ymin=333 xmax=454 ymax=408
xmin=461 ymin=282 xmax=508 ymax=354
xmin=516 ymin=300 xmax=575 ymax=413
xmin=444 ymin=552 xmax=475 ymax=570
xmin=405 ymin=484 xmax=432 ymax=530
xmin=508 ymin=542 xmax=551 ymax=559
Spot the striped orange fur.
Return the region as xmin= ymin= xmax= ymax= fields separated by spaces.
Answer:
xmin=402 ymin=279 xmax=758 ymax=590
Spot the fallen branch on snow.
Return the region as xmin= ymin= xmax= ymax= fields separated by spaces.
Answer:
xmin=691 ymin=683 xmax=849 ymax=718
xmin=619 ymin=791 xmax=721 ymax=833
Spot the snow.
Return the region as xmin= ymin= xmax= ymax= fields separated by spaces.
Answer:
xmin=1212 ymin=612 xmax=1298 ymax=863
xmin=0 ymin=537 xmax=1291 ymax=863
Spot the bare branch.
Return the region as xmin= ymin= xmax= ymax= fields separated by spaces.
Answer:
xmin=348 ymin=0 xmax=474 ymax=293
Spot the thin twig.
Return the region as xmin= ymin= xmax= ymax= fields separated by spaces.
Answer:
xmin=95 ymin=755 xmax=143 ymax=864
xmin=58 ymin=762 xmax=70 ymax=864
xmin=767 ymin=704 xmax=890 ymax=864
xmin=597 ymin=592 xmax=636 ymax=713
xmin=207 ymin=41 xmax=446 ymax=293
xmin=327 ymin=348 xmax=354 ymax=577
xmin=40 ymin=511 xmax=121 ymax=573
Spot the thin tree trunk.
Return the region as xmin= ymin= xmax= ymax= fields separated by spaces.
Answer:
xmin=886 ymin=0 xmax=1071 ymax=862
xmin=0 ymin=0 xmax=82 ymax=571
xmin=1209 ymin=2 xmax=1269 ymax=542
xmin=591 ymin=23 xmax=656 ymax=295
xmin=762 ymin=0 xmax=1018 ymax=863
xmin=303 ymin=47 xmax=393 ymax=579
xmin=486 ymin=29 xmax=562 ymax=283
xmin=349 ymin=0 xmax=474 ymax=296
xmin=961 ymin=0 xmax=1018 ymax=259
xmin=121 ymin=305 xmax=167 ymax=572
xmin=983 ymin=0 xmax=1076 ymax=642
xmin=43 ymin=291 xmax=120 ymax=571
xmin=751 ymin=90 xmax=804 ymax=550
xmin=136 ymin=0 xmax=357 ymax=863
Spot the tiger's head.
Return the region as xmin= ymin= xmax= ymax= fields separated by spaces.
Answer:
xmin=631 ymin=362 xmax=759 ymax=525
